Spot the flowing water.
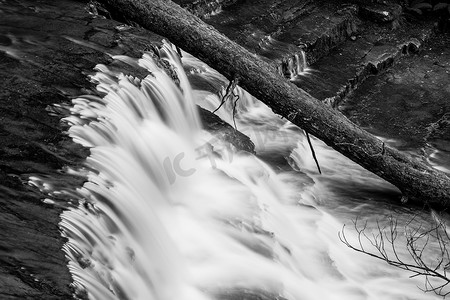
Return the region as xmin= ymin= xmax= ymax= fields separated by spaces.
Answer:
xmin=28 ymin=41 xmax=450 ymax=300
xmin=2 ymin=1 xmax=449 ymax=299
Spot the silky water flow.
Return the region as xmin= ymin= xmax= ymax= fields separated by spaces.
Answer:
xmin=32 ymin=42 xmax=449 ymax=300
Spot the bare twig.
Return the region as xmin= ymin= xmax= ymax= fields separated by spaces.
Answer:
xmin=213 ymin=78 xmax=239 ymax=113
xmin=339 ymin=212 xmax=450 ymax=297
xmin=232 ymin=94 xmax=240 ymax=130
xmin=304 ymin=130 xmax=321 ymax=174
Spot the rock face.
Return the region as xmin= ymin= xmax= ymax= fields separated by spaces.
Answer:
xmin=0 ymin=1 xmax=104 ymax=298
xmin=0 ymin=1 xmax=254 ymax=299
xmin=298 ymin=21 xmax=433 ymax=107
xmin=342 ymin=33 xmax=450 ymax=152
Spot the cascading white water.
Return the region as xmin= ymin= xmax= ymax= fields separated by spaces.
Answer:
xmin=253 ymin=34 xmax=309 ymax=80
xmin=36 ymin=42 xmax=447 ymax=300
xmin=285 ymin=52 xmax=309 ymax=80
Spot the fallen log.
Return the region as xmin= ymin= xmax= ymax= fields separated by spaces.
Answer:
xmin=97 ymin=0 xmax=450 ymax=208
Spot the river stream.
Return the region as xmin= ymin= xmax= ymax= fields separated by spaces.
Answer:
xmin=34 ymin=43 xmax=449 ymax=300
xmin=3 ymin=1 xmax=449 ymax=299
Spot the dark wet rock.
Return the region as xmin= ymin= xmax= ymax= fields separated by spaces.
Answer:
xmin=359 ymin=3 xmax=403 ymax=23
xmin=296 ymin=21 xmax=434 ymax=107
xmin=204 ymin=0 xmax=359 ymax=75
xmin=207 ymin=0 xmax=318 ymax=76
xmin=341 ymin=32 xmax=450 ymax=151
xmin=202 ymin=0 xmax=435 ymax=107
xmin=0 ymin=197 xmax=74 ymax=299
xmin=198 ymin=106 xmax=256 ymax=154
xmin=278 ymin=6 xmax=359 ymax=65
xmin=0 ymin=1 xmax=110 ymax=298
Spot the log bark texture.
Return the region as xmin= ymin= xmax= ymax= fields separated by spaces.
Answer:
xmin=97 ymin=0 xmax=450 ymax=208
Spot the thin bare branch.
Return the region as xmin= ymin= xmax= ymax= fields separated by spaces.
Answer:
xmin=213 ymin=78 xmax=239 ymax=113
xmin=340 ymin=213 xmax=450 ymax=297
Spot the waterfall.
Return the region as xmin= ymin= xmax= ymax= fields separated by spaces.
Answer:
xmin=254 ymin=34 xmax=309 ymax=80
xmin=39 ymin=42 xmax=445 ymax=300
xmin=283 ymin=51 xmax=309 ymax=80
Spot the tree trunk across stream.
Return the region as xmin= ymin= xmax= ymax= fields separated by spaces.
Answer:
xmin=98 ymin=0 xmax=450 ymax=208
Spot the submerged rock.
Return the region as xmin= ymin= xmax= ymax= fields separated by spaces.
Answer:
xmin=198 ymin=106 xmax=256 ymax=154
